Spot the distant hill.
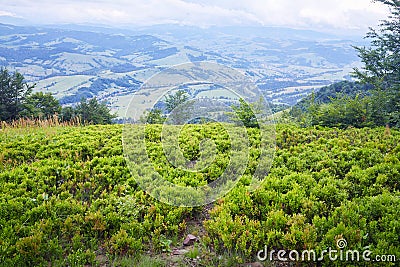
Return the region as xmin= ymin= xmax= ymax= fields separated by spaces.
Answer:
xmin=0 ymin=23 xmax=364 ymax=116
xmin=293 ymin=80 xmax=374 ymax=111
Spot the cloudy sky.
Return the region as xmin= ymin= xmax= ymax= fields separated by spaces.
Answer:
xmin=0 ymin=0 xmax=390 ymax=33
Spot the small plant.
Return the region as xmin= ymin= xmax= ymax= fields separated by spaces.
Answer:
xmin=185 ymin=246 xmax=200 ymax=259
xmin=114 ymin=255 xmax=167 ymax=267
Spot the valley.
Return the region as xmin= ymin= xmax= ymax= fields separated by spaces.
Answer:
xmin=0 ymin=23 xmax=363 ymax=117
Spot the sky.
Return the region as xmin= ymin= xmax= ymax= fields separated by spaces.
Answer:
xmin=0 ymin=0 xmax=390 ymax=34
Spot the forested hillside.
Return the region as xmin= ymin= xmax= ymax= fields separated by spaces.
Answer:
xmin=292 ymin=81 xmax=373 ymax=111
xmin=287 ymin=0 xmax=400 ymax=129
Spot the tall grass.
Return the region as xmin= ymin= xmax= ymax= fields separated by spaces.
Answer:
xmin=0 ymin=115 xmax=83 ymax=139
xmin=0 ymin=115 xmax=81 ymax=130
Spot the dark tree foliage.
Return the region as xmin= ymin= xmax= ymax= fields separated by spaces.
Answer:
xmin=143 ymin=108 xmax=165 ymax=124
xmin=292 ymin=81 xmax=373 ymax=113
xmin=354 ymin=0 xmax=400 ymax=89
xmin=164 ymin=90 xmax=192 ymax=125
xmin=291 ymin=0 xmax=400 ymax=128
xmin=0 ymin=68 xmax=67 ymax=122
xmin=353 ymin=0 xmax=400 ymax=126
xmin=74 ymin=97 xmax=116 ymax=125
xmin=21 ymin=92 xmax=61 ymax=119
xmin=0 ymin=69 xmax=116 ymax=125
xmin=232 ymin=98 xmax=259 ymax=128
xmin=164 ymin=90 xmax=189 ymax=113
xmin=0 ymin=68 xmax=34 ymax=121
xmin=60 ymin=106 xmax=76 ymax=122
xmin=290 ymin=82 xmax=374 ymax=128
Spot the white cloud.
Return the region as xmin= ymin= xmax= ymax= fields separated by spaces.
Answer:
xmin=0 ymin=0 xmax=390 ymax=33
xmin=0 ymin=10 xmax=18 ymax=17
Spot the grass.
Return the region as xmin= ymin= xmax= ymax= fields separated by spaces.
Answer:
xmin=0 ymin=115 xmax=81 ymax=129
xmin=34 ymin=75 xmax=93 ymax=96
xmin=113 ymin=255 xmax=167 ymax=267
xmin=185 ymin=246 xmax=201 ymax=259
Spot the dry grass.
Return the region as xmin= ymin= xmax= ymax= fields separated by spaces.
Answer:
xmin=0 ymin=116 xmax=83 ymax=138
xmin=0 ymin=115 xmax=81 ymax=130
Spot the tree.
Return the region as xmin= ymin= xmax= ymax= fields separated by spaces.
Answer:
xmin=311 ymin=94 xmax=369 ymax=128
xmin=141 ymin=108 xmax=165 ymax=124
xmin=231 ymin=98 xmax=259 ymax=128
xmin=164 ymin=90 xmax=192 ymax=124
xmin=21 ymin=92 xmax=61 ymax=119
xmin=60 ymin=106 xmax=76 ymax=122
xmin=75 ymin=97 xmax=116 ymax=124
xmin=0 ymin=68 xmax=34 ymax=121
xmin=353 ymin=0 xmax=400 ymax=126
xmin=165 ymin=90 xmax=188 ymax=113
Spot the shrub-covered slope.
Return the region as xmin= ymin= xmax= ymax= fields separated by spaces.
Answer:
xmin=0 ymin=124 xmax=398 ymax=266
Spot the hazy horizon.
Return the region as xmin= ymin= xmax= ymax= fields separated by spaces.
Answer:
xmin=0 ymin=0 xmax=390 ymax=35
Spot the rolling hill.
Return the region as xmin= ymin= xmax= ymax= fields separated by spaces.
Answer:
xmin=0 ymin=23 xmax=364 ymax=117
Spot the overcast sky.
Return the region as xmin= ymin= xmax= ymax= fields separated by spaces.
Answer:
xmin=0 ymin=0 xmax=390 ymax=34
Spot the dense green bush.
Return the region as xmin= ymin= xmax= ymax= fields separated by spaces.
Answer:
xmin=0 ymin=125 xmax=192 ymax=266
xmin=0 ymin=124 xmax=399 ymax=266
xmin=204 ymin=125 xmax=400 ymax=266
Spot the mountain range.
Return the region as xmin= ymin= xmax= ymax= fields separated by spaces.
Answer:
xmin=0 ymin=23 xmax=364 ymax=117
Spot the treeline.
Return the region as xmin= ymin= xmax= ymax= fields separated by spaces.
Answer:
xmin=289 ymin=80 xmax=399 ymax=128
xmin=294 ymin=81 xmax=374 ymax=111
xmin=288 ymin=81 xmax=374 ymax=128
xmin=288 ymin=0 xmax=399 ymax=128
xmin=0 ymin=68 xmax=115 ymax=124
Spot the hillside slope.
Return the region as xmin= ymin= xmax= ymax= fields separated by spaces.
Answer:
xmin=0 ymin=124 xmax=398 ymax=266
xmin=293 ymin=80 xmax=374 ymax=111
xmin=0 ymin=23 xmax=363 ymax=116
